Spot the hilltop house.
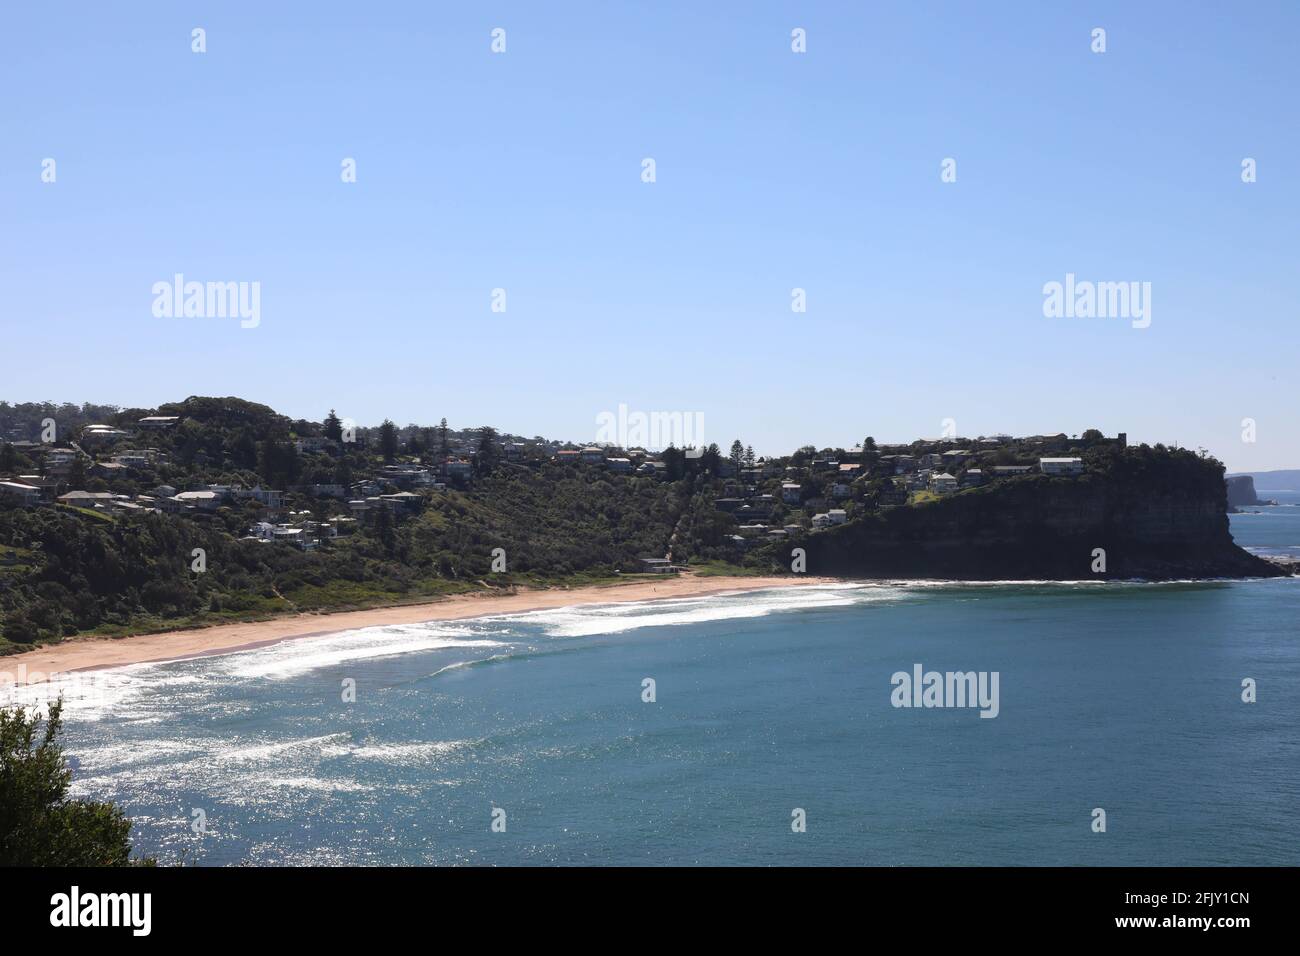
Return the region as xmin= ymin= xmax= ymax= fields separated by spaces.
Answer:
xmin=294 ymin=436 xmax=338 ymax=455
xmin=930 ymin=473 xmax=958 ymax=494
xmin=137 ymin=416 xmax=180 ymax=430
xmin=0 ymin=481 xmax=41 ymax=507
xmin=174 ymin=490 xmax=222 ymax=511
xmin=80 ymin=425 xmax=128 ymax=445
xmin=1039 ymin=457 xmax=1085 ymax=476
xmin=57 ymin=491 xmax=117 ymax=509
xmin=443 ymin=460 xmax=473 ymax=481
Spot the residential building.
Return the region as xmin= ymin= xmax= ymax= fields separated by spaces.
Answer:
xmin=137 ymin=416 xmax=180 ymax=429
xmin=294 ymin=436 xmax=338 ymax=454
xmin=1039 ymin=457 xmax=1085 ymax=476
xmin=175 ymin=490 xmax=222 ymax=511
xmin=0 ymin=481 xmax=41 ymax=507
xmin=57 ymin=491 xmax=116 ymax=508
xmin=380 ymin=491 xmax=423 ymax=513
xmin=80 ymin=425 xmax=128 ymax=445
xmin=930 ymin=473 xmax=958 ymax=494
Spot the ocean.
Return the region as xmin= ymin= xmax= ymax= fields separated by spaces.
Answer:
xmin=8 ymin=493 xmax=1299 ymax=866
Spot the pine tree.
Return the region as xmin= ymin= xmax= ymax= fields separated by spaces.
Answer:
xmin=323 ymin=409 xmax=344 ymax=442
xmin=378 ymin=420 xmax=398 ymax=462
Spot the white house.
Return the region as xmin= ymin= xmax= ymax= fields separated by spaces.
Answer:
xmin=80 ymin=425 xmax=128 ymax=445
xmin=1039 ymin=457 xmax=1084 ymax=476
xmin=0 ymin=481 xmax=41 ymax=507
xmin=782 ymin=482 xmax=802 ymax=504
xmin=827 ymin=509 xmax=847 ymax=525
xmin=294 ymin=436 xmax=338 ymax=454
xmin=175 ymin=490 xmax=222 ymax=510
xmin=930 ymin=473 xmax=958 ymax=494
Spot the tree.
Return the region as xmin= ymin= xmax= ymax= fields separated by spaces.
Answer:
xmin=230 ymin=427 xmax=259 ymax=470
xmin=378 ymin=419 xmax=398 ymax=462
xmin=700 ymin=443 xmax=722 ymax=477
xmin=476 ymin=426 xmax=499 ymax=476
xmin=729 ymin=440 xmax=745 ymax=474
xmin=744 ymin=445 xmax=756 ymax=467
xmin=0 ymin=699 xmax=148 ymax=866
xmin=66 ymin=456 xmax=87 ymax=490
xmin=2 ymin=613 xmax=39 ymax=644
xmin=323 ymin=409 xmax=344 ymax=442
xmin=371 ymin=503 xmax=397 ymax=555
xmin=439 ymin=418 xmax=450 ymax=458
xmin=662 ymin=445 xmax=685 ymax=481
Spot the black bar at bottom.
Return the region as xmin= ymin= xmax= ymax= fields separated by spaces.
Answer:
xmin=5 ymin=865 xmax=1279 ymax=940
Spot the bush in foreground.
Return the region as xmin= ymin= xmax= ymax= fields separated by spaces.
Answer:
xmin=0 ymin=699 xmax=151 ymax=866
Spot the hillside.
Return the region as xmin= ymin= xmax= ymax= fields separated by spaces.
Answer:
xmin=0 ymin=399 xmax=1286 ymax=652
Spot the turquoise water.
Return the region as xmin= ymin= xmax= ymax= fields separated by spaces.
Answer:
xmin=8 ymin=507 xmax=1297 ymax=866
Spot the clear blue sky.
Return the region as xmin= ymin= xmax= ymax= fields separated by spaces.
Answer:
xmin=3 ymin=1 xmax=1296 ymax=470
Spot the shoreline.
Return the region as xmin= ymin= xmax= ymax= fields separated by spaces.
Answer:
xmin=0 ymin=575 xmax=834 ymax=685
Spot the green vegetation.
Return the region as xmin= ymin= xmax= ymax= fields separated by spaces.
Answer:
xmin=0 ymin=699 xmax=151 ymax=866
xmin=0 ymin=398 xmax=1274 ymax=652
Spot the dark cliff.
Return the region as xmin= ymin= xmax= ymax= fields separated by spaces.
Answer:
xmin=1225 ymin=475 xmax=1267 ymax=509
xmin=796 ymin=448 xmax=1281 ymax=581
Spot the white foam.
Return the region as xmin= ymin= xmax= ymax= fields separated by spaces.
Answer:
xmin=215 ymin=623 xmax=505 ymax=679
xmin=516 ymin=585 xmax=891 ymax=638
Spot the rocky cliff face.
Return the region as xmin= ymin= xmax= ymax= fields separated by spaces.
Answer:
xmin=1225 ymin=475 xmax=1265 ymax=509
xmin=798 ymin=455 xmax=1281 ymax=581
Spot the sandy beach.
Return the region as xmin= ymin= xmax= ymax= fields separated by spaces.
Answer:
xmin=0 ymin=574 xmax=834 ymax=685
